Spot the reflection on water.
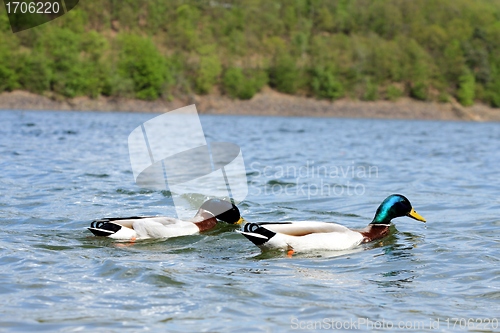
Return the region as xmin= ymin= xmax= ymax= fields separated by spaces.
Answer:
xmin=0 ymin=110 xmax=499 ymax=331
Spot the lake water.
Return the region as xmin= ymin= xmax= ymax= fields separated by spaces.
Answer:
xmin=0 ymin=110 xmax=499 ymax=332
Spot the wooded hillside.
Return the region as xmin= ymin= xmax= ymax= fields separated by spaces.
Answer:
xmin=1 ymin=0 xmax=499 ymax=107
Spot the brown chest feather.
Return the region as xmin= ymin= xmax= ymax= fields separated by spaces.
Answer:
xmin=193 ymin=217 xmax=218 ymax=232
xmin=359 ymin=225 xmax=390 ymax=243
xmin=192 ymin=211 xmax=218 ymax=232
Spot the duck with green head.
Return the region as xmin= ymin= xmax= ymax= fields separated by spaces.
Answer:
xmin=237 ymin=194 xmax=426 ymax=254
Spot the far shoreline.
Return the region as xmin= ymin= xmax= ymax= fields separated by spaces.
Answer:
xmin=1 ymin=88 xmax=499 ymax=122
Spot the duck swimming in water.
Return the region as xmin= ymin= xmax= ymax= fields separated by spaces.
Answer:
xmin=88 ymin=198 xmax=243 ymax=241
xmin=237 ymin=194 xmax=425 ymax=253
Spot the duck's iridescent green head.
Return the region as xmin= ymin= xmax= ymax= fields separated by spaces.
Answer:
xmin=370 ymin=194 xmax=426 ymax=225
xmin=199 ymin=198 xmax=244 ymax=224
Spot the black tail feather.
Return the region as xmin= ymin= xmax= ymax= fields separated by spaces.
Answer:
xmin=241 ymin=223 xmax=276 ymax=246
xmin=88 ymin=221 xmax=122 ymax=237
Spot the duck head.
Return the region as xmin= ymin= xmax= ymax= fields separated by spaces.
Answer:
xmin=370 ymin=194 xmax=426 ymax=225
xmin=199 ymin=198 xmax=243 ymax=224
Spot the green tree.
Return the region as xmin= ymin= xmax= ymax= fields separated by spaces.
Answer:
xmin=310 ymin=66 xmax=344 ymax=100
xmin=442 ymin=40 xmax=465 ymax=82
xmin=401 ymin=39 xmax=432 ymax=100
xmin=386 ymin=85 xmax=403 ymax=101
xmin=222 ymin=67 xmax=267 ymax=100
xmin=0 ymin=34 xmax=19 ymax=92
xmin=17 ymin=53 xmax=51 ymax=93
xmin=486 ymin=65 xmax=500 ymax=107
xmin=410 ymin=82 xmax=428 ymax=101
xmin=362 ymin=77 xmax=379 ymax=101
xmin=487 ymin=78 xmax=500 ymax=107
xmin=172 ymin=4 xmax=200 ymax=51
xmin=269 ymin=53 xmax=300 ymax=94
xmin=315 ymin=6 xmax=334 ymax=32
xmin=118 ymin=33 xmax=171 ymax=100
xmin=195 ymin=46 xmax=222 ymax=95
xmin=457 ymin=69 xmax=475 ymax=106
xmin=37 ymin=28 xmax=81 ymax=97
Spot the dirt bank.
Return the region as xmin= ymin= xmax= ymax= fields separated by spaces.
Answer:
xmin=1 ymin=88 xmax=499 ymax=121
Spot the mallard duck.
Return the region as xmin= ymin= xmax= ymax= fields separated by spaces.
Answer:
xmin=237 ymin=194 xmax=425 ymax=253
xmin=88 ymin=199 xmax=243 ymax=240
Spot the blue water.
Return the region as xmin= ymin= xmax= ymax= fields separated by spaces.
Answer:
xmin=0 ymin=110 xmax=499 ymax=332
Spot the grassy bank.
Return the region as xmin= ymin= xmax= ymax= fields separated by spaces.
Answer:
xmin=1 ymin=0 xmax=500 ymax=109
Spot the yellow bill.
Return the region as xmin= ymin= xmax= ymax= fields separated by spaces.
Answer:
xmin=408 ymin=208 xmax=426 ymax=222
xmin=235 ymin=217 xmax=245 ymax=225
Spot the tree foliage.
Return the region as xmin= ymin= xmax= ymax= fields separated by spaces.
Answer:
xmin=117 ymin=34 xmax=171 ymax=100
xmin=222 ymin=67 xmax=267 ymax=100
xmin=1 ymin=0 xmax=500 ymax=108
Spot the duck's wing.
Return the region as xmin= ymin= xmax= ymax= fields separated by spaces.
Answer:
xmin=92 ymin=216 xmax=181 ymax=228
xmin=132 ymin=218 xmax=199 ymax=239
xmin=90 ymin=216 xmax=152 ymax=229
xmin=253 ymin=221 xmax=352 ymax=236
xmin=239 ymin=222 xmax=364 ymax=251
xmin=88 ymin=216 xmax=194 ymax=239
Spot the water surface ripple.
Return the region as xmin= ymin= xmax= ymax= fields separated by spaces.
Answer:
xmin=0 ymin=110 xmax=499 ymax=332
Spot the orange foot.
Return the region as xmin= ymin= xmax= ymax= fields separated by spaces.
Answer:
xmin=287 ymin=249 xmax=294 ymax=258
xmin=115 ymin=237 xmax=137 ymax=247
